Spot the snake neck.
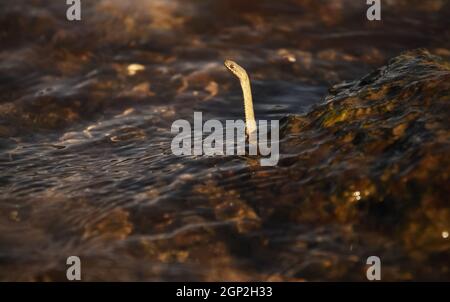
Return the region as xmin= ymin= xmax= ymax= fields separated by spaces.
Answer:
xmin=240 ymin=75 xmax=257 ymax=136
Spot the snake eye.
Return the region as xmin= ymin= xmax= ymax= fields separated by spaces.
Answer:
xmin=230 ymin=64 xmax=235 ymax=69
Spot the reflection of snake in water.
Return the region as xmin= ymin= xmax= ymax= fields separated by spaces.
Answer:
xmin=224 ymin=60 xmax=257 ymax=138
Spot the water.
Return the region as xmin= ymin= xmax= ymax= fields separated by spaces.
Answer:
xmin=0 ymin=0 xmax=449 ymax=281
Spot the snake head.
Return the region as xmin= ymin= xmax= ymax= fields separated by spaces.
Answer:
xmin=224 ymin=59 xmax=245 ymax=78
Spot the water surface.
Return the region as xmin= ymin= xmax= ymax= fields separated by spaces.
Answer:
xmin=0 ymin=0 xmax=449 ymax=281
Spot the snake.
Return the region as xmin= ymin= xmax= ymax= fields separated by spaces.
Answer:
xmin=224 ymin=60 xmax=257 ymax=137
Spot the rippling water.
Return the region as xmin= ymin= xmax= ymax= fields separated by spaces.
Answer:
xmin=0 ymin=0 xmax=449 ymax=281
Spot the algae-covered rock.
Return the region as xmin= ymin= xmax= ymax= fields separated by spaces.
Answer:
xmin=281 ymin=49 xmax=449 ymax=228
